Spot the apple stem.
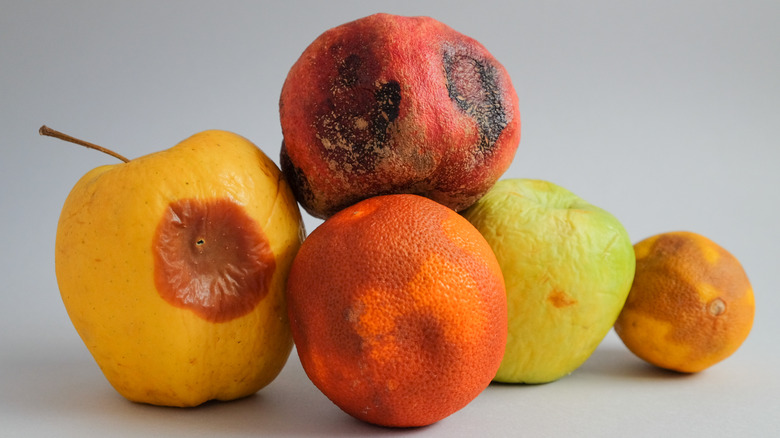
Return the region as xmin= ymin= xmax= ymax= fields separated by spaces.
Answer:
xmin=39 ymin=125 xmax=130 ymax=163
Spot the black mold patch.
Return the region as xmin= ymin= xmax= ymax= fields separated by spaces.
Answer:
xmin=280 ymin=141 xmax=316 ymax=214
xmin=373 ymin=81 xmax=402 ymax=145
xmin=443 ymin=48 xmax=508 ymax=152
xmin=338 ymin=54 xmax=362 ymax=87
xmin=315 ymin=49 xmax=402 ymax=173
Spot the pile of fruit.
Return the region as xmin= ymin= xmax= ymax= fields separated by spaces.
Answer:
xmin=45 ymin=13 xmax=755 ymax=428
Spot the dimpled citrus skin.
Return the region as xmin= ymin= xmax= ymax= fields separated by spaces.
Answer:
xmin=286 ymin=194 xmax=507 ymax=427
xmin=462 ymin=179 xmax=636 ymax=383
xmin=279 ymin=13 xmax=520 ymax=219
xmin=55 ymin=130 xmax=305 ymax=406
xmin=614 ymin=231 xmax=755 ymax=373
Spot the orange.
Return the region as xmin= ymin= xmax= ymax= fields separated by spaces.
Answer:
xmin=286 ymin=194 xmax=507 ymax=427
xmin=614 ymin=231 xmax=755 ymax=373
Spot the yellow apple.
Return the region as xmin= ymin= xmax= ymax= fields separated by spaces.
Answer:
xmin=47 ymin=127 xmax=305 ymax=406
xmin=462 ymin=179 xmax=635 ymax=383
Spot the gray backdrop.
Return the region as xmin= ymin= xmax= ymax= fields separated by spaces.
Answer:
xmin=2 ymin=1 xmax=778 ymax=436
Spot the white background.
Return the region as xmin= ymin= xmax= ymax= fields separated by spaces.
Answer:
xmin=2 ymin=1 xmax=779 ymax=436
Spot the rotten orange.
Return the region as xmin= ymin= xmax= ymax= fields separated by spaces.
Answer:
xmin=286 ymin=194 xmax=507 ymax=427
xmin=614 ymin=231 xmax=755 ymax=373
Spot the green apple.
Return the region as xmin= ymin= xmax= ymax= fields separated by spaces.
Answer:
xmin=462 ymin=178 xmax=635 ymax=383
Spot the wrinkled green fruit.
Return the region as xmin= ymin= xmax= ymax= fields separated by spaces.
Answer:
xmin=462 ymin=179 xmax=636 ymax=383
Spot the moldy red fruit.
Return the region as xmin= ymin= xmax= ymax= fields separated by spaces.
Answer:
xmin=279 ymin=13 xmax=521 ymax=219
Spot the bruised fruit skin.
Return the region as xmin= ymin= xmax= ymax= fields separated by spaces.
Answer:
xmin=153 ymin=198 xmax=277 ymax=323
xmin=279 ymin=13 xmax=520 ymax=218
xmin=55 ymin=130 xmax=305 ymax=406
xmin=151 ymin=196 xmax=278 ymax=326
xmin=462 ymin=179 xmax=636 ymax=384
xmin=614 ymin=231 xmax=755 ymax=373
xmin=286 ymin=194 xmax=507 ymax=427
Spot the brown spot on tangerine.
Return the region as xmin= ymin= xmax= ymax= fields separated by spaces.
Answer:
xmin=152 ymin=198 xmax=276 ymax=323
xmin=393 ymin=311 xmax=448 ymax=360
xmin=548 ymin=289 xmax=577 ymax=308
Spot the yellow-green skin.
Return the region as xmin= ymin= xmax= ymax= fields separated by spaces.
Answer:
xmin=55 ymin=130 xmax=305 ymax=406
xmin=462 ymin=179 xmax=635 ymax=383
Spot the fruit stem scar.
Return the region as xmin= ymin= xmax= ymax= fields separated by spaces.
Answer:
xmin=39 ymin=125 xmax=131 ymax=163
xmin=708 ymin=298 xmax=726 ymax=316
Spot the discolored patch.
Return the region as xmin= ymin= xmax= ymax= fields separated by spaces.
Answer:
xmin=280 ymin=141 xmax=316 ymax=211
xmin=616 ymin=231 xmax=754 ymax=371
xmin=548 ymin=289 xmax=577 ymax=308
xmin=313 ymin=44 xmax=402 ymax=175
xmin=443 ymin=44 xmax=508 ymax=152
xmin=337 ymin=53 xmax=363 ymax=87
xmin=648 ymin=233 xmax=688 ymax=258
xmin=628 ymin=262 xmax=714 ymax=349
xmin=393 ymin=311 xmax=448 ymax=359
xmin=373 ymin=81 xmax=402 ymax=144
xmin=152 ymin=198 xmax=276 ymax=323
xmin=629 ymin=234 xmax=718 ymax=348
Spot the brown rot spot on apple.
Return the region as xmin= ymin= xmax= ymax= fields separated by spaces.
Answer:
xmin=152 ymin=198 xmax=276 ymax=323
xmin=443 ymin=45 xmax=508 ymax=152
